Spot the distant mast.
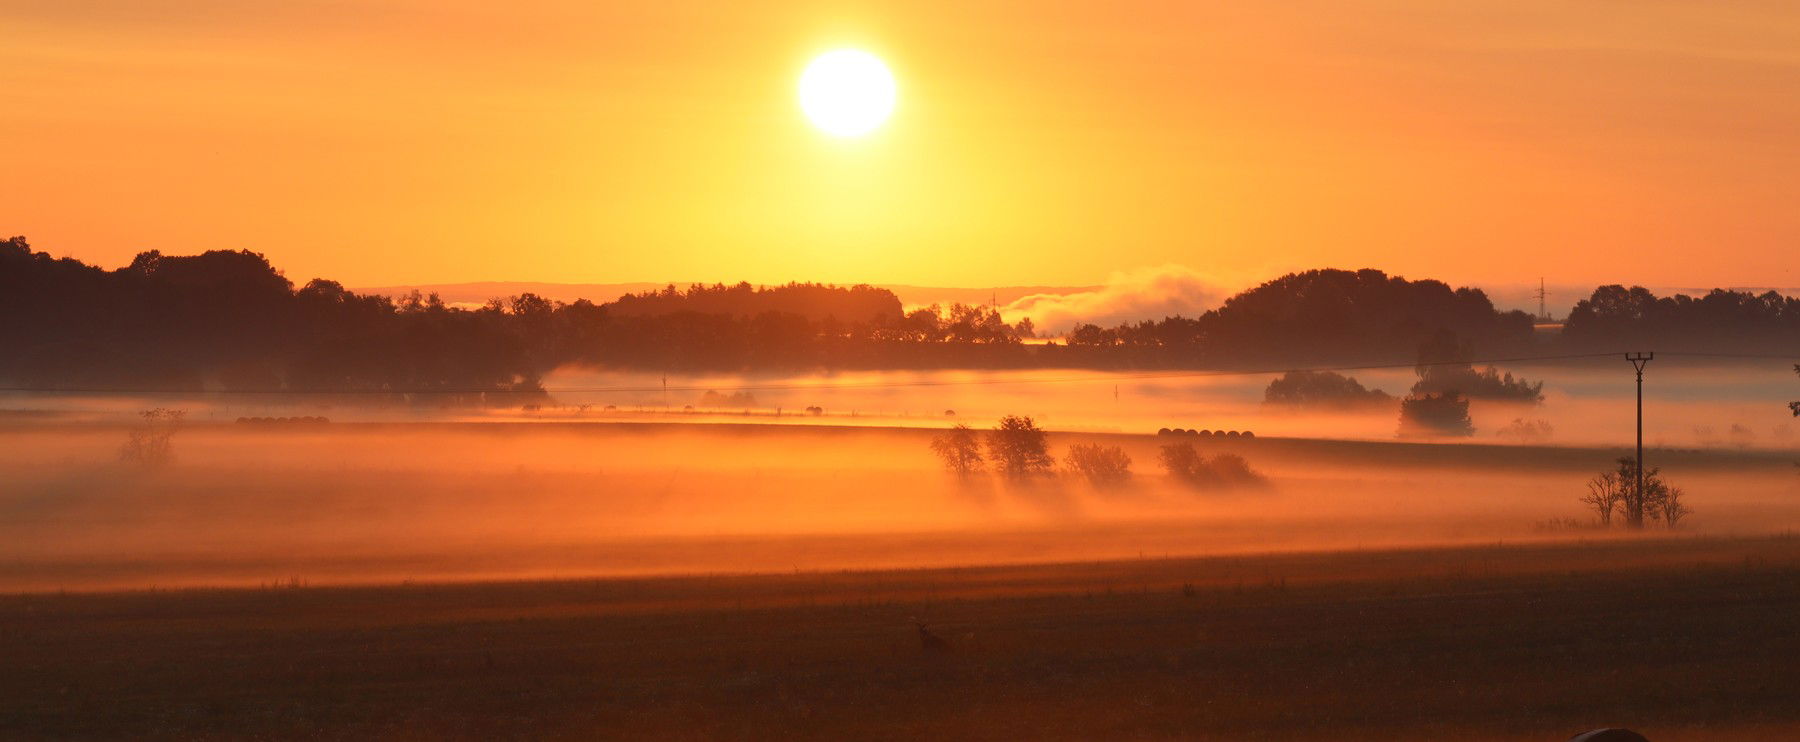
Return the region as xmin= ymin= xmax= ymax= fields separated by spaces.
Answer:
xmin=1533 ymin=278 xmax=1551 ymax=322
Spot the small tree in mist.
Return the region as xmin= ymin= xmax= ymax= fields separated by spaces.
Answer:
xmin=1496 ymin=417 xmax=1554 ymax=444
xmin=930 ymin=424 xmax=985 ymax=477
xmin=1614 ymin=456 xmax=1657 ymax=529
xmin=1581 ymin=470 xmax=1623 ymax=526
xmin=1159 ymin=442 xmax=1205 ymax=483
xmin=1397 ymin=392 xmax=1474 ymax=437
xmin=1584 ymin=456 xmax=1689 ymax=529
xmin=987 ymin=415 xmax=1054 ymax=480
xmin=1064 ymin=443 xmax=1132 ymax=489
xmin=1159 ymin=442 xmax=1266 ymax=489
xmin=120 ymin=408 xmax=185 ymax=467
xmin=1658 ymin=484 xmax=1691 ymax=529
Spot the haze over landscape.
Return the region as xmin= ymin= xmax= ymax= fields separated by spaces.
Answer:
xmin=3 ymin=2 xmax=1799 ymax=741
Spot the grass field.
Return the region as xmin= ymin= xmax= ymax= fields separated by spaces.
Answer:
xmin=3 ymin=535 xmax=1796 ymax=740
xmin=5 ymin=421 xmax=1797 ymax=592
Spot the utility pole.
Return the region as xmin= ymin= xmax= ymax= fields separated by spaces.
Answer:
xmin=1626 ymin=352 xmax=1654 ymax=503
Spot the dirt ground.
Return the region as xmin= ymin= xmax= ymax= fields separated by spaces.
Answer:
xmin=2 ymin=535 xmax=1795 ymax=741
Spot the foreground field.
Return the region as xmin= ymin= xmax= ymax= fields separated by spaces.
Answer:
xmin=2 ymin=536 xmax=1796 ymax=741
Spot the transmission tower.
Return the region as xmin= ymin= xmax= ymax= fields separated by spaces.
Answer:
xmin=1534 ymin=278 xmax=1551 ymax=321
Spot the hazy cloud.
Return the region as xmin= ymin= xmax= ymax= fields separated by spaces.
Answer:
xmin=1002 ymin=265 xmax=1228 ymax=334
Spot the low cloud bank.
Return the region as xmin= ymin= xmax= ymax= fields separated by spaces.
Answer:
xmin=1002 ymin=265 xmax=1228 ymax=335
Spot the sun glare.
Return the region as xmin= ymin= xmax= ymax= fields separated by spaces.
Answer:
xmin=798 ymin=49 xmax=896 ymax=138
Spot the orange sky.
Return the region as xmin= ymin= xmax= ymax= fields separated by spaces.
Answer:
xmin=4 ymin=1 xmax=1798 ymax=289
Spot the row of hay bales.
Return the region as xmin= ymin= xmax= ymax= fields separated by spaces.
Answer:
xmin=1157 ymin=428 xmax=1254 ymax=438
xmin=236 ymin=416 xmax=331 ymax=425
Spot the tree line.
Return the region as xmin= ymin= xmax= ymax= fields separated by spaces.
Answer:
xmin=5 ymin=237 xmax=1796 ymax=397
xmin=930 ymin=415 xmax=1267 ymax=490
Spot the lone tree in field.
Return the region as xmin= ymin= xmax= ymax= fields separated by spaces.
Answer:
xmin=929 ymin=424 xmax=985 ymax=477
xmin=1658 ymin=483 xmax=1691 ymax=529
xmin=1397 ymin=391 xmax=1475 ymax=437
xmin=1064 ymin=443 xmax=1132 ymax=489
xmin=1584 ymin=456 xmax=1689 ymax=529
xmin=987 ymin=415 xmax=1054 ymax=480
xmin=1581 ymin=470 xmax=1623 ymax=526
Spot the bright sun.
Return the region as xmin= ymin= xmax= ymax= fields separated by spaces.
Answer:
xmin=798 ymin=49 xmax=896 ymax=137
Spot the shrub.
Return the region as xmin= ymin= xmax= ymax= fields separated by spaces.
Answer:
xmin=1398 ymin=392 xmax=1474 ymax=437
xmin=1496 ymin=418 xmax=1554 ymax=443
xmin=120 ymin=408 xmax=184 ymax=467
xmin=1159 ymin=442 xmax=1266 ymax=489
xmin=1064 ymin=443 xmax=1132 ymax=489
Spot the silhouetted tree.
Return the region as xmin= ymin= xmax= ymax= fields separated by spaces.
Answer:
xmin=1159 ymin=442 xmax=1197 ymax=478
xmin=1565 ymin=285 xmax=1800 ymax=352
xmin=987 ymin=415 xmax=1054 ymax=480
xmin=1410 ymin=329 xmax=1542 ymax=402
xmin=1064 ymin=443 xmax=1132 ymax=489
xmin=930 ymin=424 xmax=985 ymax=477
xmin=1601 ymin=456 xmax=1686 ymax=529
xmin=1581 ymin=470 xmax=1622 ymax=526
xmin=1013 ymin=317 xmax=1036 ymax=339
xmin=1158 ymin=442 xmax=1265 ymax=489
xmin=1658 ymin=485 xmax=1691 ymax=529
xmin=7 ymin=239 xmax=1791 ymax=389
xmin=1263 ymin=370 xmax=1394 ymax=408
xmin=1398 ymin=392 xmax=1474 ymax=437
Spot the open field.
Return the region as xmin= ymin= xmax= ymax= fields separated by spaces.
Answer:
xmin=2 ymin=536 xmax=1796 ymax=740
xmin=3 ymin=420 xmax=1798 ymax=592
xmin=4 ymin=419 xmax=1799 ymax=592
xmin=3 ymin=417 xmax=1795 ymax=739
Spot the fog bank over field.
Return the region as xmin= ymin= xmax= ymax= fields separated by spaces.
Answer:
xmin=534 ymin=358 xmax=1797 ymax=449
xmin=2 ymin=419 xmax=1795 ymax=592
xmin=5 ymin=356 xmax=1795 ymax=448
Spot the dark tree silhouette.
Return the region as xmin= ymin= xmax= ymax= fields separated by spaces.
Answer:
xmin=1263 ymin=370 xmax=1394 ymax=408
xmin=1564 ymin=284 xmax=1800 ymax=352
xmin=929 ymin=424 xmax=985 ymax=476
xmin=1590 ymin=457 xmax=1687 ymax=530
xmin=1581 ymin=470 xmax=1622 ymax=526
xmin=1158 ymin=442 xmax=1265 ymax=489
xmin=987 ymin=415 xmax=1053 ymax=480
xmin=1409 ymin=329 xmax=1542 ymax=402
xmin=4 ymin=239 xmax=1792 ymax=390
xmin=1398 ymin=391 xmax=1474 ymax=437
